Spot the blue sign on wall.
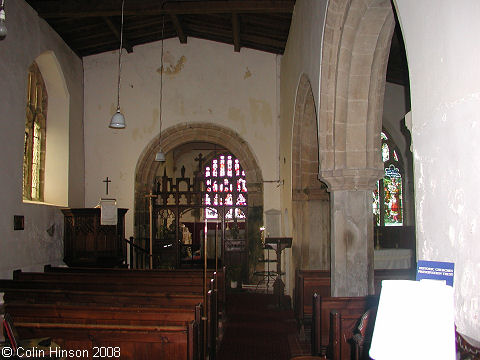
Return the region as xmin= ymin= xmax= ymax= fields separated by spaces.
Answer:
xmin=416 ymin=260 xmax=454 ymax=287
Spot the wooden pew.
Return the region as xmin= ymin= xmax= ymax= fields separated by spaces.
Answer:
xmin=6 ymin=303 xmax=202 ymax=326
xmin=311 ymin=294 xmax=379 ymax=357
xmin=1 ymin=272 xmax=220 ymax=359
xmin=43 ymin=265 xmax=226 ymax=309
xmin=3 ymin=289 xmax=212 ymax=359
xmin=294 ymin=270 xmax=330 ymax=328
xmin=294 ymin=268 xmax=414 ymax=330
xmin=3 ymin=288 xmax=203 ymax=308
xmin=373 ymin=268 xmax=415 ymax=295
xmin=6 ymin=302 xmax=203 ymax=359
xmin=327 ymin=308 xmax=377 ymax=360
xmin=12 ymin=268 xmax=221 ymax=357
xmin=14 ymin=321 xmax=198 ymax=360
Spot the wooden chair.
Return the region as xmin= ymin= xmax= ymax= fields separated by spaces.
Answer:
xmin=456 ymin=330 xmax=480 ymax=360
xmin=351 ymin=308 xmax=377 ymax=360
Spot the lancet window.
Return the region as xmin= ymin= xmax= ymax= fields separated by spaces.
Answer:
xmin=373 ymin=130 xmax=404 ymax=226
xmin=23 ymin=62 xmax=47 ymax=201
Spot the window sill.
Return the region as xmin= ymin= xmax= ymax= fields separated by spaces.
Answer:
xmin=23 ymin=199 xmax=63 ymax=207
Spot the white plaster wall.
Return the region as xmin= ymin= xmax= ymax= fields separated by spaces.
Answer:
xmin=394 ymin=0 xmax=480 ymax=341
xmin=83 ymin=37 xmax=279 ymax=239
xmin=0 ymin=0 xmax=84 ymax=278
xmin=279 ymin=0 xmax=328 ymax=293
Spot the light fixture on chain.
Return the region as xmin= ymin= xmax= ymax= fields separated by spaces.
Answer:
xmin=0 ymin=0 xmax=7 ymax=40
xmin=154 ymin=14 xmax=166 ymax=162
xmin=109 ymin=0 xmax=126 ymax=129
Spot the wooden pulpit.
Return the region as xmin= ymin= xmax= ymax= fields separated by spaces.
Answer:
xmin=61 ymin=208 xmax=128 ymax=267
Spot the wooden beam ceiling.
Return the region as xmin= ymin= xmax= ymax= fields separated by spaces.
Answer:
xmin=35 ymin=1 xmax=295 ymax=19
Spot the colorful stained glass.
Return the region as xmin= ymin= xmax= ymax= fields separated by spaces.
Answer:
xmin=227 ymin=156 xmax=233 ymax=177
xmin=373 ymin=130 xmax=404 ymax=227
xmin=383 ymin=175 xmax=403 ymax=226
xmin=220 ymin=155 xmax=225 ymax=177
xmin=236 ymin=193 xmax=247 ymax=206
xmin=235 ymin=208 xmax=246 ymax=219
xmin=31 ymin=122 xmax=42 ymax=200
xmin=206 ymin=208 xmax=218 ymax=219
xmin=382 ymin=143 xmax=390 ymax=163
xmin=204 ymin=154 xmax=247 ymax=219
xmin=23 ymin=62 xmax=46 ymax=202
xmin=235 ymin=159 xmax=240 ymax=176
xmin=373 ymin=182 xmax=380 ymax=226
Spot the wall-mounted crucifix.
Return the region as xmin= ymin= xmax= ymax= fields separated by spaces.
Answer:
xmin=103 ymin=177 xmax=111 ymax=195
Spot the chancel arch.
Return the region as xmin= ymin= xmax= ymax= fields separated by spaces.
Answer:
xmin=291 ymin=74 xmax=330 ymax=291
xmin=134 ymin=123 xmax=263 ymax=274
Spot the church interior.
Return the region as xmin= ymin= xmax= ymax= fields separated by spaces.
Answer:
xmin=1 ymin=0 xmax=479 ymax=359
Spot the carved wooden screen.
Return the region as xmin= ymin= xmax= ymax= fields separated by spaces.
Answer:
xmin=152 ymin=153 xmax=248 ymax=269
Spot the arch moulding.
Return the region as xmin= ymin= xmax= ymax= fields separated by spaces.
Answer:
xmin=135 ymin=122 xmax=264 ymax=206
xmin=318 ymin=0 xmax=395 ymax=192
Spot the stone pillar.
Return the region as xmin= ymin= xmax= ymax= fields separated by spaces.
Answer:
xmin=322 ymin=170 xmax=381 ymax=297
xmin=330 ymin=189 xmax=374 ymax=296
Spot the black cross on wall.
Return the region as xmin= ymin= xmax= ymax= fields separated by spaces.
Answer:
xmin=103 ymin=177 xmax=111 ymax=195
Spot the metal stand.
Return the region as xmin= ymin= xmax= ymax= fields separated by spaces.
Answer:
xmin=264 ymin=237 xmax=292 ymax=307
xmin=254 ymin=244 xmax=277 ymax=292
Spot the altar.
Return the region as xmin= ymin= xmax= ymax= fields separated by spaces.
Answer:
xmin=374 ymin=248 xmax=413 ymax=269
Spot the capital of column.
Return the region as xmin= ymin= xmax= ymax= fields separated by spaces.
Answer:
xmin=319 ymin=168 xmax=383 ymax=192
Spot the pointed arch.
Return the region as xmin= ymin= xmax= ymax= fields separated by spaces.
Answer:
xmin=291 ymin=74 xmax=330 ymax=279
xmin=318 ymin=0 xmax=395 ymax=191
xmin=26 ymin=51 xmax=70 ymax=206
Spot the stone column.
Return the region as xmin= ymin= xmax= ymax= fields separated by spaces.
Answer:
xmin=322 ymin=170 xmax=381 ymax=297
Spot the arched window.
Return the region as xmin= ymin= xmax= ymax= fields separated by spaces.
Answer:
xmin=204 ymin=154 xmax=247 ymax=219
xmin=373 ymin=130 xmax=404 ymax=226
xmin=23 ymin=62 xmax=47 ymax=201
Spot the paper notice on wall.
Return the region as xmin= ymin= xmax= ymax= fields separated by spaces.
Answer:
xmin=100 ymin=198 xmax=117 ymax=225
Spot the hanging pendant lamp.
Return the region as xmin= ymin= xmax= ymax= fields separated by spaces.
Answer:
xmin=155 ymin=14 xmax=166 ymax=161
xmin=0 ymin=0 xmax=7 ymax=40
xmin=109 ymin=0 xmax=126 ymax=129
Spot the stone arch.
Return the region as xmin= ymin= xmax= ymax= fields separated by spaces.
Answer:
xmin=319 ymin=0 xmax=395 ymax=191
xmin=134 ymin=122 xmax=264 ymax=239
xmin=291 ymin=74 xmax=330 ymax=288
xmin=317 ymin=0 xmax=396 ymax=296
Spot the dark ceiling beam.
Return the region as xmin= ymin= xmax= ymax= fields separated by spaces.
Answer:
xmin=169 ymin=14 xmax=187 ymax=44
xmin=37 ymin=1 xmax=295 ymax=19
xmin=103 ymin=17 xmax=134 ymax=53
xmin=232 ymin=13 xmax=240 ymax=52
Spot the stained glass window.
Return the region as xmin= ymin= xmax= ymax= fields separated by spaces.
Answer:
xmin=373 ymin=130 xmax=404 ymax=226
xmin=23 ymin=62 xmax=47 ymax=201
xmin=204 ymin=154 xmax=247 ymax=219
